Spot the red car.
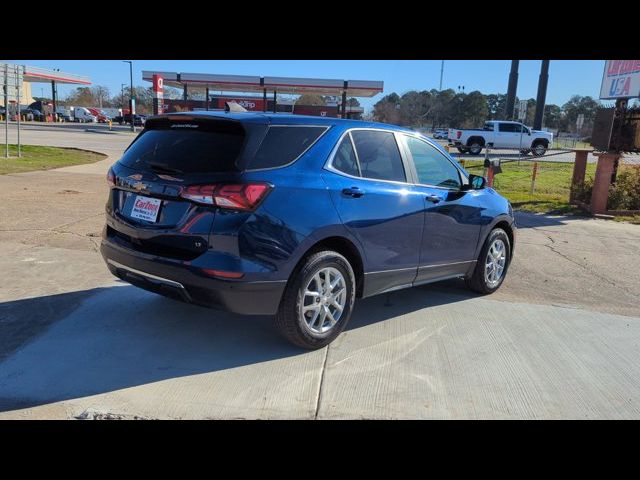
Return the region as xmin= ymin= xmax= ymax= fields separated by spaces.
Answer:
xmin=87 ymin=108 xmax=110 ymax=123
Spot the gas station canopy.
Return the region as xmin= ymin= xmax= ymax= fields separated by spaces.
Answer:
xmin=142 ymin=71 xmax=383 ymax=97
xmin=23 ymin=65 xmax=91 ymax=85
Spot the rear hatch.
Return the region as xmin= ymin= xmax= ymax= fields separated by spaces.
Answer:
xmin=106 ymin=115 xmax=268 ymax=260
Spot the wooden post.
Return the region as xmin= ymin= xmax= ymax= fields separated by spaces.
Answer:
xmin=570 ymin=148 xmax=593 ymax=202
xmin=487 ymin=164 xmax=495 ymax=187
xmin=530 ymin=162 xmax=538 ymax=194
xmin=590 ymin=152 xmax=620 ymax=214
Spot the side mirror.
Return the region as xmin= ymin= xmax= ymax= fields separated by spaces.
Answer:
xmin=463 ymin=174 xmax=486 ymax=190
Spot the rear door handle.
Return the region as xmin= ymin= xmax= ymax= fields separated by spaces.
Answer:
xmin=426 ymin=194 xmax=442 ymax=204
xmin=342 ymin=187 xmax=365 ymax=198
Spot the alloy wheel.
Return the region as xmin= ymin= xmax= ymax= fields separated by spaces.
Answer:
xmin=300 ymin=267 xmax=347 ymax=334
xmin=485 ymin=239 xmax=507 ymax=287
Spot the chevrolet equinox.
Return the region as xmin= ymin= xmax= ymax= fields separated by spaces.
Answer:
xmin=101 ymin=112 xmax=516 ymax=349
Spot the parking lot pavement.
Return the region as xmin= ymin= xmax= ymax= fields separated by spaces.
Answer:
xmin=1 ymin=277 xmax=639 ymax=419
xmin=4 ymin=121 xmax=134 ymax=175
xmin=1 ymin=128 xmax=639 ymax=419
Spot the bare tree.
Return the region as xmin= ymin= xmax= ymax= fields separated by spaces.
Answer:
xmin=92 ymin=85 xmax=111 ymax=108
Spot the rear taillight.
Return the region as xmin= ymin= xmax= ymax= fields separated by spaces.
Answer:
xmin=107 ymin=167 xmax=116 ymax=187
xmin=456 ymin=131 xmax=462 ymax=139
xmin=180 ymin=183 xmax=271 ymax=211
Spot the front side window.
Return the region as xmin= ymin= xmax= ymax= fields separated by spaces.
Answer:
xmin=404 ymin=136 xmax=461 ymax=189
xmin=350 ymin=130 xmax=406 ymax=183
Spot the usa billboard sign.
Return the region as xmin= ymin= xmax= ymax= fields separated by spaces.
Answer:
xmin=600 ymin=60 xmax=640 ymax=99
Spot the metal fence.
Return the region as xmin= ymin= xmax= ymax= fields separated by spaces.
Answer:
xmin=445 ymin=142 xmax=593 ymax=202
xmin=458 ymin=156 xmax=587 ymax=198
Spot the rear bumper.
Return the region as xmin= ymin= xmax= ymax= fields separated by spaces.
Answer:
xmin=100 ymin=238 xmax=286 ymax=316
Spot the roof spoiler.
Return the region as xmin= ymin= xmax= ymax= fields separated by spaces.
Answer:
xmin=225 ymin=101 xmax=248 ymax=113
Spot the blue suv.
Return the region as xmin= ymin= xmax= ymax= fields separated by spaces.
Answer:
xmin=101 ymin=112 xmax=515 ymax=349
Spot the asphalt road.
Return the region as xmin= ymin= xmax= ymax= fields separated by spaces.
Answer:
xmin=0 ymin=126 xmax=639 ymax=419
xmin=432 ymin=138 xmax=640 ymax=165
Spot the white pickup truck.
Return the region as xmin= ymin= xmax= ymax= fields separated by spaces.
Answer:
xmin=448 ymin=120 xmax=553 ymax=156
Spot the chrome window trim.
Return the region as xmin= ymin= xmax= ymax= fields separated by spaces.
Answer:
xmin=324 ymin=127 xmax=412 ymax=186
xmin=245 ymin=124 xmax=331 ymax=172
xmin=347 ymin=131 xmax=362 ymax=176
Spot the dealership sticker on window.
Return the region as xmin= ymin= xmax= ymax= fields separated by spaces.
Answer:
xmin=130 ymin=196 xmax=162 ymax=222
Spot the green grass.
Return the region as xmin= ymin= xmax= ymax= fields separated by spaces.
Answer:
xmin=552 ymin=140 xmax=591 ymax=150
xmin=459 ymin=159 xmax=597 ymax=214
xmin=614 ymin=215 xmax=640 ymax=225
xmin=0 ymin=145 xmax=106 ymax=175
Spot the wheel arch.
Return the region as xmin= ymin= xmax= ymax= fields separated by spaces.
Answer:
xmin=289 ymin=235 xmax=365 ymax=298
xmin=467 ymin=136 xmax=486 ymax=146
xmin=491 ymin=218 xmax=515 ymax=256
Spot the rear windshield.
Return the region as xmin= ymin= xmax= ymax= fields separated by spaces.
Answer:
xmin=119 ymin=120 xmax=245 ymax=173
xmin=248 ymin=126 xmax=328 ymax=169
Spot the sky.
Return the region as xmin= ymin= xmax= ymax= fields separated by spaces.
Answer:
xmin=10 ymin=60 xmax=606 ymax=113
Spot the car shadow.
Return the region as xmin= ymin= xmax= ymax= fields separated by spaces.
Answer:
xmin=0 ymin=280 xmax=476 ymax=412
xmin=514 ymin=210 xmax=592 ymax=229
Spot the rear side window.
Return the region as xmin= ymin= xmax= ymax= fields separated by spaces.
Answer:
xmin=249 ymin=126 xmax=327 ymax=169
xmin=332 ymin=135 xmax=360 ymax=177
xmin=350 ymin=130 xmax=406 ymax=183
xmin=120 ymin=120 xmax=245 ymax=173
xmin=499 ymin=123 xmax=519 ymax=133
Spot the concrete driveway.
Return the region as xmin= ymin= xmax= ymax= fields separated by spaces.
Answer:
xmin=1 ymin=127 xmax=639 ymax=419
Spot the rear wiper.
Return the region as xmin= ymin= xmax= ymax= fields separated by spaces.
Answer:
xmin=148 ymin=162 xmax=183 ymax=174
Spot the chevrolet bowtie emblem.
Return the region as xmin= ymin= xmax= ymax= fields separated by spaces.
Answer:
xmin=132 ymin=181 xmax=147 ymax=191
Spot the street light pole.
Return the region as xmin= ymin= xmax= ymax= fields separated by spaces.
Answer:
xmin=439 ymin=60 xmax=444 ymax=91
xmin=123 ymin=61 xmax=135 ymax=132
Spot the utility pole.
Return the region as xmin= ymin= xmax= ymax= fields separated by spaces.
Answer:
xmin=439 ymin=60 xmax=444 ymax=91
xmin=533 ymin=60 xmax=550 ymax=130
xmin=505 ymin=60 xmax=519 ymax=120
xmin=123 ymin=61 xmax=135 ymax=132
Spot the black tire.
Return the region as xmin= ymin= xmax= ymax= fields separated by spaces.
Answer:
xmin=532 ymin=141 xmax=547 ymax=156
xmin=275 ymin=250 xmax=356 ymax=349
xmin=467 ymin=141 xmax=483 ymax=155
xmin=457 ymin=147 xmax=470 ymax=154
xmin=465 ymin=228 xmax=511 ymax=294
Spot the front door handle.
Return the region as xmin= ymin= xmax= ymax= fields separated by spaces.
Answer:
xmin=342 ymin=187 xmax=365 ymax=198
xmin=426 ymin=194 xmax=442 ymax=204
